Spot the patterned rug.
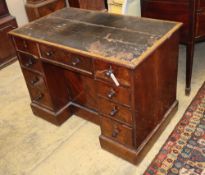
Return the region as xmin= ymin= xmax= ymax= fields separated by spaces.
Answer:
xmin=144 ymin=82 xmax=205 ymax=175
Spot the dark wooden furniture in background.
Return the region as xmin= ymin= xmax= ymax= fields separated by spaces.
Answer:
xmin=0 ymin=0 xmax=17 ymax=69
xmin=141 ymin=0 xmax=205 ymax=95
xmin=9 ymin=8 xmax=181 ymax=164
xmin=68 ymin=0 xmax=107 ymax=10
xmin=25 ymin=0 xmax=66 ymax=21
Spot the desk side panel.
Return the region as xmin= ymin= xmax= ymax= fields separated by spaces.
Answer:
xmin=133 ymin=31 xmax=179 ymax=147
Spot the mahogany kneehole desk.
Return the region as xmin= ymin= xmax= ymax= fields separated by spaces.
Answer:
xmin=9 ymin=8 xmax=182 ymax=164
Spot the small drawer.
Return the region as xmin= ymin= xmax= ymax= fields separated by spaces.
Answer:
xmin=96 ymin=81 xmax=131 ymax=107
xmin=39 ymin=44 xmax=93 ymax=74
xmin=100 ymin=117 xmax=133 ymax=147
xmin=14 ymin=37 xmax=39 ymax=56
xmin=98 ymin=97 xmax=132 ymax=125
xmin=18 ymin=52 xmax=43 ymax=73
xmin=22 ymin=69 xmax=46 ymax=91
xmin=94 ymin=60 xmax=131 ymax=87
xmin=29 ymin=87 xmax=53 ymax=109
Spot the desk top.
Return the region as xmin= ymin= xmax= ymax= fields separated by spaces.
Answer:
xmin=10 ymin=8 xmax=182 ymax=68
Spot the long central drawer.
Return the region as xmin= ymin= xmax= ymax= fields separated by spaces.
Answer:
xmin=39 ymin=44 xmax=93 ymax=75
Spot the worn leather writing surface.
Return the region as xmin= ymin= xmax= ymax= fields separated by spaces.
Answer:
xmin=12 ymin=8 xmax=178 ymax=63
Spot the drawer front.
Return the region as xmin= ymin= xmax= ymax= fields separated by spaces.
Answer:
xmin=94 ymin=60 xmax=131 ymax=87
xmin=21 ymin=69 xmax=53 ymax=109
xmin=28 ymin=86 xmax=53 ymax=109
xmin=196 ymin=11 xmax=205 ymax=37
xmin=18 ymin=52 xmax=42 ymax=73
xmin=14 ymin=37 xmax=39 ymax=56
xmin=101 ymin=117 xmax=133 ymax=146
xmin=98 ymin=98 xmax=132 ymax=125
xmin=22 ymin=69 xmax=46 ymax=91
xmin=39 ymin=44 xmax=93 ymax=74
xmin=96 ymin=81 xmax=131 ymax=107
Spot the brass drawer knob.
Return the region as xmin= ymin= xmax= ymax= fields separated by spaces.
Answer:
xmin=107 ymin=89 xmax=116 ymax=99
xmin=110 ymin=107 xmax=118 ymax=116
xmin=30 ymin=77 xmax=39 ymax=85
xmin=112 ymin=128 xmax=120 ymax=138
xmin=72 ymin=58 xmax=80 ymax=66
xmin=34 ymin=93 xmax=44 ymax=101
xmin=25 ymin=58 xmax=35 ymax=67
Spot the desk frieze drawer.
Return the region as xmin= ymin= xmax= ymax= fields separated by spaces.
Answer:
xmin=39 ymin=44 xmax=93 ymax=74
xmin=98 ymin=97 xmax=132 ymax=126
xmin=100 ymin=117 xmax=133 ymax=147
xmin=96 ymin=81 xmax=131 ymax=107
xmin=18 ymin=52 xmax=43 ymax=73
xmin=14 ymin=37 xmax=39 ymax=56
xmin=94 ymin=60 xmax=131 ymax=87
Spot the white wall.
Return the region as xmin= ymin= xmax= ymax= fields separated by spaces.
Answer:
xmin=6 ymin=0 xmax=28 ymax=26
xmin=123 ymin=0 xmax=141 ymax=16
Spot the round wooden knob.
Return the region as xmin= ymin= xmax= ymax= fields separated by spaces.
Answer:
xmin=34 ymin=93 xmax=43 ymax=101
xmin=112 ymin=128 xmax=120 ymax=138
xmin=45 ymin=51 xmax=53 ymax=57
xmin=72 ymin=58 xmax=80 ymax=66
xmin=110 ymin=107 xmax=118 ymax=116
xmin=25 ymin=58 xmax=34 ymax=67
xmin=30 ymin=77 xmax=39 ymax=85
